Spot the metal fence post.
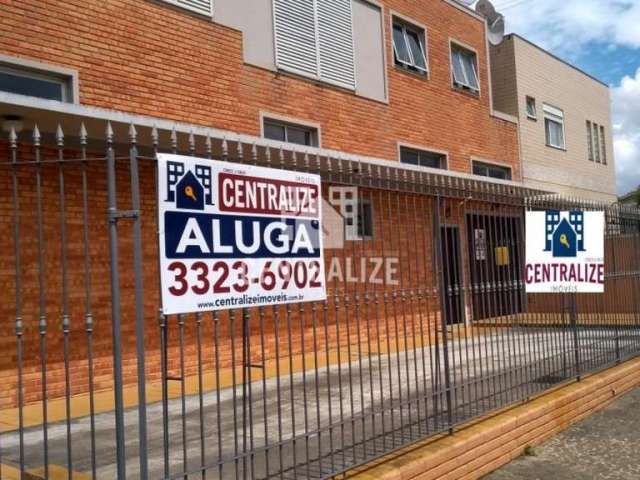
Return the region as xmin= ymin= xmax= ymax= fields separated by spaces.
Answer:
xmin=129 ymin=125 xmax=149 ymax=479
xmin=570 ymin=293 xmax=581 ymax=381
xmin=106 ymin=122 xmax=127 ymax=479
xmin=435 ymin=196 xmax=454 ymax=434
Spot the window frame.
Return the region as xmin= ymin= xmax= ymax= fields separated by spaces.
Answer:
xmin=592 ymin=122 xmax=601 ymax=163
xmin=261 ymin=114 xmax=321 ymax=148
xmin=356 ymin=198 xmax=374 ymax=240
xmin=543 ymin=104 xmax=566 ymax=150
xmin=449 ymin=40 xmax=480 ymax=94
xmin=391 ymin=16 xmax=428 ymax=76
xmin=600 ymin=125 xmax=607 ymax=165
xmin=525 ymin=96 xmax=537 ymax=120
xmin=586 ymin=120 xmax=594 ymax=161
xmin=471 ymin=160 xmax=512 ymax=181
xmin=398 ymin=144 xmax=448 ymax=170
xmin=0 ymin=54 xmax=78 ymax=103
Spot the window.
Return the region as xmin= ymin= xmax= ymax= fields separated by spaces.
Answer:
xmin=472 ymin=161 xmax=512 ymax=180
xmin=592 ymin=122 xmax=600 ymax=163
xmin=0 ymin=64 xmax=72 ymax=102
xmin=400 ymin=146 xmax=446 ymax=169
xmin=543 ymin=104 xmax=565 ymax=149
xmin=600 ymin=125 xmax=607 ymax=165
xmin=586 ymin=120 xmax=608 ymax=165
xmin=357 ymin=199 xmax=374 ymax=239
xmin=526 ymin=96 xmax=537 ymax=119
xmin=273 ymin=0 xmax=356 ymax=90
xmin=392 ymin=20 xmax=427 ymax=74
xmin=451 ymin=43 xmax=479 ymax=92
xmin=586 ymin=121 xmax=594 ymax=161
xmin=159 ymin=0 xmax=211 ymax=16
xmin=263 ymin=118 xmax=319 ymax=147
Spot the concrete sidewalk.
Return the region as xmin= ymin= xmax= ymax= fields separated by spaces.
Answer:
xmin=484 ymin=387 xmax=640 ymax=480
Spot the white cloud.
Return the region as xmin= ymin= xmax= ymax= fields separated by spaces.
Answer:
xmin=494 ymin=0 xmax=640 ymax=195
xmin=498 ymin=0 xmax=640 ymax=58
xmin=612 ymin=68 xmax=640 ymax=195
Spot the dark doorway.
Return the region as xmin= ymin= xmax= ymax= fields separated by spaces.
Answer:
xmin=440 ymin=226 xmax=464 ymax=325
xmin=466 ymin=213 xmax=524 ymax=320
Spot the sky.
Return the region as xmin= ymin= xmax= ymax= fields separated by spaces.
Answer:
xmin=491 ymin=0 xmax=640 ymax=195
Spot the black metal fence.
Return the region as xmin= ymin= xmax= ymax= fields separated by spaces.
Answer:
xmin=1 ymin=121 xmax=639 ymax=480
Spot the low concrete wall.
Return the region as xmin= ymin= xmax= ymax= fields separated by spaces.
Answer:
xmin=347 ymin=357 xmax=640 ymax=480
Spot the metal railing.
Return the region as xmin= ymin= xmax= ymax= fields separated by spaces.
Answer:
xmin=0 ymin=121 xmax=639 ymax=480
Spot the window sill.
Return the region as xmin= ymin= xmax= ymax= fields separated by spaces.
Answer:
xmin=526 ymin=115 xmax=537 ymax=121
xmin=545 ymin=143 xmax=566 ymax=152
xmin=452 ymin=85 xmax=480 ymax=98
xmin=394 ymin=64 xmax=429 ymax=80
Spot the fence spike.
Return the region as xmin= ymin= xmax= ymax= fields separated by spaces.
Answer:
xmin=8 ymin=125 xmax=17 ymax=148
xmin=56 ymin=124 xmax=64 ymax=146
xmin=205 ymin=131 xmax=212 ymax=157
xmin=265 ymin=145 xmax=271 ymax=166
xmin=188 ymin=129 xmax=196 ymax=153
xmin=151 ymin=124 xmax=159 ymax=147
xmin=170 ymin=126 xmax=178 ymax=150
xmin=33 ymin=124 xmax=41 ymax=146
xmin=222 ymin=136 xmax=228 ymax=160
xmin=79 ymin=123 xmax=88 ymax=145
xmin=279 ymin=145 xmax=285 ymax=168
xmin=236 ymin=139 xmax=243 ymax=162
xmin=251 ymin=142 xmax=258 ymax=165
xmin=128 ymin=123 xmax=137 ymax=144
xmin=105 ymin=121 xmax=114 ymax=143
xmin=304 ymin=150 xmax=310 ymax=171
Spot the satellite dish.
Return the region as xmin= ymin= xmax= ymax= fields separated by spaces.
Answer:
xmin=475 ymin=0 xmax=505 ymax=46
xmin=487 ymin=14 xmax=505 ymax=46
xmin=475 ymin=0 xmax=496 ymax=18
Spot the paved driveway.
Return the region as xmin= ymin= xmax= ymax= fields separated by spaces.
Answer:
xmin=484 ymin=387 xmax=640 ymax=480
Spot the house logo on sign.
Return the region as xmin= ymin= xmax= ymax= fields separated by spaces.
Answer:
xmin=544 ymin=210 xmax=586 ymax=258
xmin=165 ymin=160 xmax=213 ymax=211
xmin=525 ymin=209 xmax=605 ymax=293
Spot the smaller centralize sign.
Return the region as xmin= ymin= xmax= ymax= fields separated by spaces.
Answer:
xmin=158 ymin=154 xmax=326 ymax=314
xmin=525 ymin=210 xmax=604 ymax=293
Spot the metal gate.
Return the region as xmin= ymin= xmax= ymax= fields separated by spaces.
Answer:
xmin=1 ymin=121 xmax=640 ymax=479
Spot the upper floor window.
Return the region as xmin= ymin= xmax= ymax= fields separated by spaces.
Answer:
xmin=526 ymin=96 xmax=537 ymax=119
xmin=586 ymin=120 xmax=608 ymax=165
xmin=472 ymin=161 xmax=512 ymax=180
xmin=0 ymin=62 xmax=74 ymax=102
xmin=263 ymin=118 xmax=319 ymax=147
xmin=400 ymin=146 xmax=446 ymax=169
xmin=586 ymin=121 xmax=594 ymax=161
xmin=392 ymin=19 xmax=427 ymax=75
xmin=600 ymin=125 xmax=607 ymax=165
xmin=159 ymin=0 xmax=212 ymax=16
xmin=543 ymin=104 xmax=565 ymax=150
xmin=451 ymin=43 xmax=479 ymax=93
xmin=273 ymin=0 xmax=356 ymax=90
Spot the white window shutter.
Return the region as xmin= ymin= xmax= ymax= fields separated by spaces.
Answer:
xmin=162 ymin=0 xmax=212 ymax=16
xmin=316 ymin=0 xmax=356 ymax=89
xmin=273 ymin=0 xmax=319 ymax=79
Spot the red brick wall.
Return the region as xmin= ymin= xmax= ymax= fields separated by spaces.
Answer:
xmin=0 ymin=142 xmax=443 ymax=408
xmin=0 ymin=0 xmax=519 ymax=177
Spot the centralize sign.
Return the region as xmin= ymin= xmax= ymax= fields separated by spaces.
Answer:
xmin=158 ymin=154 xmax=326 ymax=314
xmin=525 ymin=210 xmax=605 ymax=293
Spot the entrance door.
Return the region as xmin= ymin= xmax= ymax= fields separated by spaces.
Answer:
xmin=466 ymin=213 xmax=524 ymax=320
xmin=440 ymin=226 xmax=464 ymax=325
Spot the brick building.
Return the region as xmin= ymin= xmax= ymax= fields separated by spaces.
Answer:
xmin=0 ymin=0 xmax=530 ymax=411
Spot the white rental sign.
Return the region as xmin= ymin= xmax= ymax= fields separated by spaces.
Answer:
xmin=158 ymin=154 xmax=326 ymax=314
xmin=525 ymin=210 xmax=605 ymax=293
